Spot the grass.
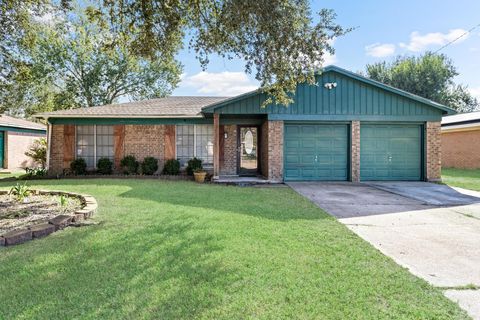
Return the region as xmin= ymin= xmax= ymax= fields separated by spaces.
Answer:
xmin=442 ymin=168 xmax=480 ymax=191
xmin=0 ymin=179 xmax=468 ymax=319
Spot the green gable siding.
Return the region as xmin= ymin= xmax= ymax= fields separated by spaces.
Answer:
xmin=205 ymin=71 xmax=446 ymax=122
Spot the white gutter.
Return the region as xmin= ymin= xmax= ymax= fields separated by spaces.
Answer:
xmin=35 ymin=114 xmax=205 ymax=119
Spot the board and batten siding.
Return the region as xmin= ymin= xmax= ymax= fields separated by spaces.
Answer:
xmin=208 ymin=72 xmax=444 ymax=122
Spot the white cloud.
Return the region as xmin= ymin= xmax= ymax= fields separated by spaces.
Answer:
xmin=365 ymin=43 xmax=396 ymax=57
xmin=469 ymin=86 xmax=480 ymax=100
xmin=323 ymin=51 xmax=337 ymax=65
xmin=399 ymin=29 xmax=468 ymax=52
xmin=180 ymin=71 xmax=258 ymax=96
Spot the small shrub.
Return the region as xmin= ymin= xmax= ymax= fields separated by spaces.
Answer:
xmin=70 ymin=158 xmax=87 ymax=175
xmin=97 ymin=158 xmax=113 ymax=174
xmin=25 ymin=138 xmax=47 ymax=168
xmin=186 ymin=157 xmax=203 ymax=175
xmin=120 ymin=155 xmax=139 ymax=175
xmin=163 ymin=159 xmax=180 ymax=175
xmin=9 ymin=182 xmax=31 ymax=202
xmin=141 ymin=157 xmax=159 ymax=175
xmin=59 ymin=194 xmax=67 ymax=207
xmin=25 ymin=167 xmax=47 ymax=177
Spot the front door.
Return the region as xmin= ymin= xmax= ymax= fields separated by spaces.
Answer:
xmin=238 ymin=126 xmax=259 ymax=175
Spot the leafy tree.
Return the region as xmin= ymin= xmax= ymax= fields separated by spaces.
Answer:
xmin=2 ymin=0 xmax=349 ymax=110
xmin=366 ymin=52 xmax=479 ymax=112
xmin=2 ymin=7 xmax=182 ymax=116
xmin=86 ymin=1 xmax=350 ymax=106
xmin=0 ymin=0 xmax=52 ymax=114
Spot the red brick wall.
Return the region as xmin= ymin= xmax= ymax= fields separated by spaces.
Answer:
xmin=49 ymin=125 xmax=65 ymax=175
xmin=260 ymin=121 xmax=269 ymax=178
xmin=5 ymin=131 xmax=45 ymax=170
xmin=351 ymin=121 xmax=360 ymax=182
xmin=426 ymin=121 xmax=442 ymax=181
xmin=219 ymin=125 xmax=237 ymax=175
xmin=124 ymin=125 xmax=165 ymax=171
xmin=48 ymin=124 xmax=167 ymax=175
xmin=442 ymin=129 xmax=480 ymax=169
xmin=266 ymin=120 xmax=283 ymax=182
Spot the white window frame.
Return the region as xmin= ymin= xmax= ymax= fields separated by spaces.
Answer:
xmin=75 ymin=125 xmax=113 ymax=168
xmin=175 ymin=124 xmax=214 ymax=167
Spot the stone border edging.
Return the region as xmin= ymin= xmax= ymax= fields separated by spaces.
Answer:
xmin=0 ymin=190 xmax=97 ymax=246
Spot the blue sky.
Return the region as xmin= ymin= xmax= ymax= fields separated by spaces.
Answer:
xmin=173 ymin=0 xmax=480 ymax=100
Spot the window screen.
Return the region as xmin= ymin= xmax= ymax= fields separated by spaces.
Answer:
xmin=76 ymin=125 xmax=95 ymax=168
xmin=195 ymin=125 xmax=214 ymax=165
xmin=176 ymin=125 xmax=194 ymax=167
xmin=96 ymin=125 xmax=114 ymax=161
xmin=76 ymin=125 xmax=114 ymax=168
xmin=176 ymin=125 xmax=213 ymax=167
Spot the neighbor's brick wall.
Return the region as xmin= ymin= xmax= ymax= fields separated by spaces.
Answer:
xmin=5 ymin=131 xmax=45 ymax=170
xmin=49 ymin=124 xmax=65 ymax=175
xmin=351 ymin=121 xmax=360 ymax=182
xmin=426 ymin=121 xmax=442 ymax=181
xmin=442 ymin=129 xmax=480 ymax=169
xmin=124 ymin=125 xmax=165 ymax=172
xmin=267 ymin=120 xmax=283 ymax=182
xmin=220 ymin=125 xmax=237 ymax=175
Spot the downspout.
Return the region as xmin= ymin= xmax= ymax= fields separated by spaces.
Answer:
xmin=46 ymin=118 xmax=52 ymax=172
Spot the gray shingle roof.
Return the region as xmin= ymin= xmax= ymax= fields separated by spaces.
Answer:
xmin=36 ymin=96 xmax=230 ymax=118
xmin=0 ymin=114 xmax=46 ymax=131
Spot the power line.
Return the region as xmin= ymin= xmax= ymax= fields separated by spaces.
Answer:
xmin=433 ymin=23 xmax=480 ymax=53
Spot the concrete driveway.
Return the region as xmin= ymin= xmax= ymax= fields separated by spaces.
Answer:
xmin=288 ymin=181 xmax=480 ymax=319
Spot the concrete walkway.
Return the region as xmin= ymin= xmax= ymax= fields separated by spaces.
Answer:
xmin=288 ymin=181 xmax=480 ymax=319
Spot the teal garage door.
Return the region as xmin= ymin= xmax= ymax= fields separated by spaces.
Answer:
xmin=361 ymin=124 xmax=422 ymax=181
xmin=284 ymin=124 xmax=349 ymax=181
xmin=0 ymin=131 xmax=4 ymax=168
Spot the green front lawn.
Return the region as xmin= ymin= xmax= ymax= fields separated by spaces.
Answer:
xmin=442 ymin=168 xmax=480 ymax=191
xmin=0 ymin=180 xmax=467 ymax=319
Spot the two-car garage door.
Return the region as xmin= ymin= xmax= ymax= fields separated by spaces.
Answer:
xmin=284 ymin=123 xmax=423 ymax=181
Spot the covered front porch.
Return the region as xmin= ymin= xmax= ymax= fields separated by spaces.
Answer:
xmin=211 ymin=113 xmax=284 ymax=183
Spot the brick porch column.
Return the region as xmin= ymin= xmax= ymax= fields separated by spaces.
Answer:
xmin=351 ymin=121 xmax=360 ymax=182
xmin=267 ymin=120 xmax=283 ymax=182
xmin=426 ymin=121 xmax=442 ymax=181
xmin=213 ymin=113 xmax=220 ymax=177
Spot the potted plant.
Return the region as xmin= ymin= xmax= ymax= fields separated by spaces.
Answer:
xmin=193 ymin=168 xmax=207 ymax=183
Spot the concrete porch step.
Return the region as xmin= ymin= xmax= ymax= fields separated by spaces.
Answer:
xmin=213 ymin=175 xmax=273 ymax=186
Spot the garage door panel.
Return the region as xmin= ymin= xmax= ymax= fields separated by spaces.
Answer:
xmin=284 ymin=124 xmax=349 ymax=181
xmin=361 ymin=124 xmax=422 ymax=181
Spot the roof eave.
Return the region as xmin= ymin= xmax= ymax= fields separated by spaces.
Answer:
xmin=36 ymin=114 xmax=204 ymax=120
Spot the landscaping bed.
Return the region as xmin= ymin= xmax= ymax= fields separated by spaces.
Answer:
xmin=0 ymin=193 xmax=81 ymax=234
xmin=0 ymin=189 xmax=97 ymax=246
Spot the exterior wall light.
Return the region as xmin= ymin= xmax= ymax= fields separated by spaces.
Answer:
xmin=324 ymin=82 xmax=337 ymax=90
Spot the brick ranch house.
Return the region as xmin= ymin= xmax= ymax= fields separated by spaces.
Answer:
xmin=0 ymin=115 xmax=46 ymax=171
xmin=441 ymin=111 xmax=480 ymax=169
xmin=36 ymin=66 xmax=454 ymax=182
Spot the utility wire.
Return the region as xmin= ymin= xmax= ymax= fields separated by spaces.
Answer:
xmin=433 ymin=23 xmax=480 ymax=53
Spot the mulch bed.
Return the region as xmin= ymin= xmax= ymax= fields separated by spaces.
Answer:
xmin=0 ymin=194 xmax=82 ymax=234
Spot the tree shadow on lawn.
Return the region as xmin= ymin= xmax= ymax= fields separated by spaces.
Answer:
xmin=0 ymin=216 xmax=235 ymax=319
xmin=114 ymin=180 xmax=331 ymax=222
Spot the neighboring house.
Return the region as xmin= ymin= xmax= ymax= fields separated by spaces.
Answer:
xmin=35 ymin=66 xmax=453 ymax=182
xmin=441 ymin=111 xmax=480 ymax=169
xmin=0 ymin=115 xmax=47 ymax=170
